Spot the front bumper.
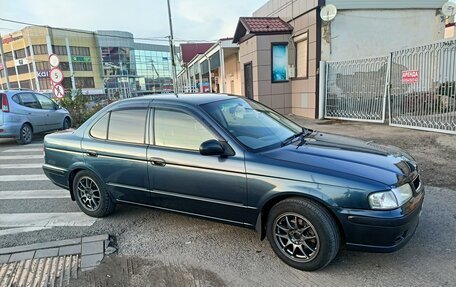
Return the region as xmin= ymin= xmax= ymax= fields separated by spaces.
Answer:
xmin=335 ymin=188 xmax=424 ymax=252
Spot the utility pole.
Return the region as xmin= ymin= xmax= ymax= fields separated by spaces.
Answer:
xmin=167 ymin=0 xmax=178 ymax=93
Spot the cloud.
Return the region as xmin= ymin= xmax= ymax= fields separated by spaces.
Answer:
xmin=0 ymin=0 xmax=265 ymax=42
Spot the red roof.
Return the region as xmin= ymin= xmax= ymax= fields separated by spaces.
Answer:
xmin=180 ymin=43 xmax=214 ymax=65
xmin=240 ymin=17 xmax=293 ymax=33
xmin=233 ymin=17 xmax=293 ymax=43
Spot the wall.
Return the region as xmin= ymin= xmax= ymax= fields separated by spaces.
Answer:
xmin=239 ymin=34 xmax=292 ymax=115
xmin=223 ymin=53 xmax=242 ymax=95
xmin=321 ymin=9 xmax=446 ymax=61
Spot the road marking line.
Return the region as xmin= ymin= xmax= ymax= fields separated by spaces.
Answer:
xmin=0 ymin=227 xmax=52 ymax=236
xmin=0 ymin=163 xmax=43 ymax=169
xmin=0 ymin=212 xmax=97 ymax=228
xmin=0 ymin=189 xmax=69 ymax=200
xmin=0 ymin=155 xmax=43 ymax=160
xmin=2 ymin=148 xmax=43 ymax=153
xmin=0 ymin=174 xmax=48 ymax=181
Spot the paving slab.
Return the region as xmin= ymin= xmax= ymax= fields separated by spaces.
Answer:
xmin=9 ymin=250 xmax=35 ymax=262
xmin=0 ymin=254 xmax=10 ymax=264
xmin=80 ymin=253 xmax=104 ymax=269
xmin=82 ymin=241 xmax=104 ymax=256
xmin=59 ymin=244 xmax=82 ymax=256
xmin=35 ymin=247 xmax=59 ymax=258
xmin=82 ymin=234 xmax=109 ymax=243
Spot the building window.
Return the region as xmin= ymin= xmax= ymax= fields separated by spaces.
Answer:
xmin=294 ymin=33 xmax=308 ymax=78
xmin=60 ymin=62 xmax=93 ymax=71
xmin=10 ymin=81 xmax=19 ymax=89
xmin=4 ymin=52 xmax=13 ymax=62
xmin=33 ymin=45 xmax=48 ymax=55
xmin=71 ymin=46 xmax=90 ymax=56
xmin=17 ymin=64 xmax=30 ymax=74
xmin=14 ymin=49 xmax=26 ymax=59
xmin=20 ymin=80 xmax=32 ymax=89
xmin=52 ymin=45 xmax=67 ymax=55
xmin=36 ymin=62 xmax=49 ymax=71
xmin=271 ymin=43 xmax=288 ymax=83
xmin=6 ymin=67 xmax=16 ymax=76
xmin=39 ymin=78 xmax=52 ymax=90
xmin=62 ymin=77 xmax=95 ymax=89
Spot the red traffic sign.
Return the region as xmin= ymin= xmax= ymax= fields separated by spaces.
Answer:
xmin=49 ymin=67 xmax=64 ymax=84
xmin=53 ymin=84 xmax=65 ymax=98
xmin=402 ymin=70 xmax=419 ymax=84
xmin=49 ymin=54 xmax=60 ymax=68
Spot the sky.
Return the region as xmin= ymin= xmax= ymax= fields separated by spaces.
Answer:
xmin=0 ymin=0 xmax=266 ymax=43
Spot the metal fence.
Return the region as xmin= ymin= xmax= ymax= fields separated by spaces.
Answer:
xmin=389 ymin=40 xmax=456 ymax=134
xmin=325 ymin=56 xmax=389 ymax=122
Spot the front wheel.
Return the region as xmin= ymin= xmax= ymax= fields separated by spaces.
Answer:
xmin=73 ymin=170 xmax=115 ymax=217
xmin=266 ymin=197 xmax=340 ymax=271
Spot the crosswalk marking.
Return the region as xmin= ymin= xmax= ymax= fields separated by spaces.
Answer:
xmin=0 ymin=189 xmax=69 ymax=200
xmin=0 ymin=212 xmax=97 ymax=228
xmin=0 ymin=174 xmax=48 ymax=181
xmin=0 ymin=163 xmax=43 ymax=169
xmin=0 ymin=155 xmax=43 ymax=160
xmin=2 ymin=148 xmax=43 ymax=153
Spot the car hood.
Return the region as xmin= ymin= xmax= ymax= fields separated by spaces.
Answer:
xmin=260 ymin=132 xmax=418 ymax=187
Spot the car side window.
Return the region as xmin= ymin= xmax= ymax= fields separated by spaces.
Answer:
xmin=154 ymin=109 xmax=215 ymax=150
xmin=18 ymin=93 xmax=41 ymax=109
xmin=12 ymin=95 xmax=20 ymax=104
xmin=108 ymin=109 xmax=147 ymax=144
xmin=35 ymin=94 xmax=55 ymax=110
xmin=90 ymin=112 xmax=110 ymax=140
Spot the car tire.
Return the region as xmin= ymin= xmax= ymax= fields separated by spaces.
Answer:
xmin=16 ymin=123 xmax=33 ymax=145
xmin=73 ymin=170 xmax=115 ymax=218
xmin=266 ymin=197 xmax=340 ymax=271
xmin=63 ymin=117 xmax=71 ymax=130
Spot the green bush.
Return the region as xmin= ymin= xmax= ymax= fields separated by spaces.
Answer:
xmin=58 ymin=89 xmax=102 ymax=128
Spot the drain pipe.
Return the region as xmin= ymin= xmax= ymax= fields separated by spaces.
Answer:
xmin=318 ymin=61 xmax=326 ymax=119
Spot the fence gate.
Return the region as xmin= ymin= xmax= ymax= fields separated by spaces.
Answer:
xmin=325 ymin=56 xmax=389 ymax=122
xmin=389 ymin=40 xmax=456 ymax=134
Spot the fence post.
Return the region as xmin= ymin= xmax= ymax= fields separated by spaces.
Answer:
xmin=318 ymin=60 xmax=326 ymax=119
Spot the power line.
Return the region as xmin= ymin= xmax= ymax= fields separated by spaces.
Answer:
xmin=0 ymin=17 xmax=218 ymax=43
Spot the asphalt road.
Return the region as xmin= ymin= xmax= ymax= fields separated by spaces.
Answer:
xmin=0 ymin=132 xmax=455 ymax=286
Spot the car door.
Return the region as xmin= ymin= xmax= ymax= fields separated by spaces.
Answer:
xmin=147 ymin=104 xmax=250 ymax=223
xmin=16 ymin=92 xmax=48 ymax=133
xmin=81 ymin=103 xmax=151 ymax=205
xmin=35 ymin=93 xmax=61 ymax=130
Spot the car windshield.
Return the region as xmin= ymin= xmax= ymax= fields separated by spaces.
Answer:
xmin=201 ymin=98 xmax=302 ymax=150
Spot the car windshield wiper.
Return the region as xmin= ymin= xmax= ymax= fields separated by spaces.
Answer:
xmin=281 ymin=128 xmax=309 ymax=147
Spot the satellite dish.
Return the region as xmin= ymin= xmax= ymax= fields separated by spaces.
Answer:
xmin=442 ymin=1 xmax=456 ymax=17
xmin=320 ymin=4 xmax=337 ymax=22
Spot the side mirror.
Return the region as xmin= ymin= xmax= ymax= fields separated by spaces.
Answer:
xmin=199 ymin=139 xmax=225 ymax=156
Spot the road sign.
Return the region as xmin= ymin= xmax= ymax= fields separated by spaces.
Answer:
xmin=402 ymin=70 xmax=419 ymax=84
xmin=53 ymin=84 xmax=65 ymax=98
xmin=49 ymin=54 xmax=60 ymax=68
xmin=49 ymin=67 xmax=64 ymax=84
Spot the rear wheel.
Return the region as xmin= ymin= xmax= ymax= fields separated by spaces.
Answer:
xmin=63 ymin=117 xmax=71 ymax=130
xmin=16 ymin=123 xmax=33 ymax=145
xmin=266 ymin=197 xmax=340 ymax=271
xmin=73 ymin=170 xmax=115 ymax=217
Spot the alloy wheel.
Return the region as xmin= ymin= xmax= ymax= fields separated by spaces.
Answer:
xmin=21 ymin=125 xmax=32 ymax=143
xmin=76 ymin=176 xmax=101 ymax=211
xmin=273 ymin=212 xmax=320 ymax=262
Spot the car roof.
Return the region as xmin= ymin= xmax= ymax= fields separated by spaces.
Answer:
xmin=127 ymin=93 xmax=239 ymax=106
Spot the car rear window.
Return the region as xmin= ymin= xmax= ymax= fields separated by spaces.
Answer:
xmin=90 ymin=112 xmax=110 ymax=140
xmin=108 ymin=109 xmax=147 ymax=144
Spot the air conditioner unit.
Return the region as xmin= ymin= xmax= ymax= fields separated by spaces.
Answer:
xmin=288 ymin=64 xmax=296 ymax=78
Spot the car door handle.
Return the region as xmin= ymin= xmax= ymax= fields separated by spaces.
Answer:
xmin=149 ymin=157 xmax=166 ymax=166
xmin=86 ymin=150 xmax=98 ymax=157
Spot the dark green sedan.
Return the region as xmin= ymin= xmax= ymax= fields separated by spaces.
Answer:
xmin=43 ymin=94 xmax=424 ymax=271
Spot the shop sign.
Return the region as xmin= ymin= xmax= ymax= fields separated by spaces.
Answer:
xmin=402 ymin=70 xmax=419 ymax=84
xmin=71 ymin=56 xmax=91 ymax=62
xmin=36 ymin=70 xmax=50 ymax=78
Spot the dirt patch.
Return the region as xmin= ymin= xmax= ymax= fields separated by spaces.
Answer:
xmin=68 ymin=255 xmax=226 ymax=287
xmin=290 ymin=116 xmax=456 ymax=189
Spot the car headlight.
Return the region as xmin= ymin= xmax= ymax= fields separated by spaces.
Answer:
xmin=368 ymin=184 xmax=413 ymax=210
xmin=392 ymin=184 xmax=413 ymax=206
